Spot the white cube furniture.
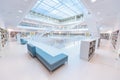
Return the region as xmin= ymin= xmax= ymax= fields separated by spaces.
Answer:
xmin=80 ymin=39 xmax=96 ymax=61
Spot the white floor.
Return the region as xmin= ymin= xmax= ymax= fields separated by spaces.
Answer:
xmin=0 ymin=39 xmax=120 ymax=80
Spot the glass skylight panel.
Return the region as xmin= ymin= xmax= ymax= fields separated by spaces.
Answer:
xmin=39 ymin=3 xmax=52 ymax=11
xmin=76 ymin=1 xmax=88 ymax=13
xmin=70 ymin=7 xmax=82 ymax=14
xmin=31 ymin=0 xmax=88 ymax=19
xmin=63 ymin=10 xmax=76 ymax=16
xmin=50 ymin=10 xmax=59 ymax=14
xmin=53 ymin=3 xmax=62 ymax=9
xmin=59 ymin=13 xmax=69 ymax=19
xmin=32 ymin=0 xmax=43 ymax=9
xmin=57 ymin=12 xmax=70 ymax=18
xmin=74 ymin=0 xmax=85 ymax=13
xmin=34 ymin=8 xmax=48 ymax=15
xmin=57 ymin=6 xmax=75 ymax=16
xmin=72 ymin=0 xmax=86 ymax=13
xmin=43 ymin=0 xmax=58 ymax=7
xmin=49 ymin=14 xmax=62 ymax=19
xmin=52 ymin=0 xmax=59 ymax=4
xmin=65 ymin=1 xmax=80 ymax=14
xmin=61 ymin=0 xmax=78 ymax=14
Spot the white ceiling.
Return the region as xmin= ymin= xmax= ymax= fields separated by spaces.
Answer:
xmin=0 ymin=0 xmax=37 ymax=27
xmin=81 ymin=0 xmax=120 ymax=29
xmin=0 ymin=0 xmax=120 ymax=30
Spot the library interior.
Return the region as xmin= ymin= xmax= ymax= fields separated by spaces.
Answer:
xmin=0 ymin=0 xmax=120 ymax=80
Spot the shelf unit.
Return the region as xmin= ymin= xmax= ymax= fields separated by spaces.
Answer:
xmin=0 ymin=32 xmax=1 ymax=50
xmin=100 ymin=33 xmax=110 ymax=40
xmin=111 ymin=30 xmax=119 ymax=49
xmin=97 ymin=38 xmax=101 ymax=48
xmin=0 ymin=28 xmax=8 ymax=48
xmin=93 ymin=37 xmax=101 ymax=48
xmin=80 ymin=39 xmax=96 ymax=61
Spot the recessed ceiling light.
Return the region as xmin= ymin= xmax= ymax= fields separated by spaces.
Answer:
xmin=16 ymin=16 xmax=19 ymax=18
xmin=18 ymin=10 xmax=23 ymax=13
xmin=91 ymin=0 xmax=96 ymax=3
xmin=24 ymin=0 xmax=28 ymax=2
xmin=97 ymin=12 xmax=100 ymax=15
xmin=100 ymin=18 xmax=103 ymax=20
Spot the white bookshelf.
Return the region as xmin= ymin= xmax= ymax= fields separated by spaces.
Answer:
xmin=111 ymin=30 xmax=119 ymax=49
xmin=100 ymin=33 xmax=110 ymax=40
xmin=96 ymin=38 xmax=100 ymax=48
xmin=80 ymin=39 xmax=96 ymax=61
xmin=0 ymin=28 xmax=8 ymax=48
xmin=0 ymin=32 xmax=1 ymax=50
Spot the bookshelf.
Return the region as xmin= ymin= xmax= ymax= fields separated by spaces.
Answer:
xmin=96 ymin=38 xmax=100 ymax=48
xmin=100 ymin=33 xmax=110 ymax=40
xmin=80 ymin=39 xmax=96 ymax=61
xmin=111 ymin=30 xmax=119 ymax=49
xmin=0 ymin=28 xmax=8 ymax=48
xmin=98 ymin=38 xmax=100 ymax=47
xmin=0 ymin=32 xmax=1 ymax=50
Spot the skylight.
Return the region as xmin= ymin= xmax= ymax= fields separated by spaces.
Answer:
xmin=31 ymin=0 xmax=87 ymax=19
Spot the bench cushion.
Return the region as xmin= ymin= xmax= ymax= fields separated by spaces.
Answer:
xmin=35 ymin=47 xmax=68 ymax=71
xmin=20 ymin=39 xmax=27 ymax=45
xmin=27 ymin=44 xmax=36 ymax=57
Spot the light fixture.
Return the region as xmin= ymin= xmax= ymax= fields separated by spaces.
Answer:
xmin=7 ymin=29 xmax=13 ymax=31
xmin=100 ymin=26 xmax=103 ymax=30
xmin=107 ymin=30 xmax=112 ymax=33
xmin=100 ymin=18 xmax=103 ymax=21
xmin=97 ymin=12 xmax=100 ymax=15
xmin=18 ymin=10 xmax=23 ymax=13
xmin=91 ymin=0 xmax=96 ymax=3
xmin=16 ymin=16 xmax=19 ymax=18
xmin=24 ymin=0 xmax=28 ymax=2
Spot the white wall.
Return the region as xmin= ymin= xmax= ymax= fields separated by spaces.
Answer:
xmin=0 ymin=18 xmax=5 ymax=28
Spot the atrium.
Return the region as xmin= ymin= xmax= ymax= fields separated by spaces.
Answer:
xmin=0 ymin=0 xmax=120 ymax=80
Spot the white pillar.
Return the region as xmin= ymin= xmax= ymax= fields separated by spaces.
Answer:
xmin=85 ymin=15 xmax=100 ymax=38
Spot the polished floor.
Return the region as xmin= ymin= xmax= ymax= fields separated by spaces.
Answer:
xmin=0 ymin=39 xmax=120 ymax=80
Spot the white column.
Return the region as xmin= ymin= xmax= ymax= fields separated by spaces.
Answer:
xmin=85 ymin=15 xmax=100 ymax=38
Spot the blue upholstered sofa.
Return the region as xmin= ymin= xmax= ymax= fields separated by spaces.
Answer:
xmin=27 ymin=44 xmax=36 ymax=57
xmin=27 ymin=43 xmax=68 ymax=72
xmin=20 ymin=38 xmax=27 ymax=45
xmin=35 ymin=47 xmax=68 ymax=71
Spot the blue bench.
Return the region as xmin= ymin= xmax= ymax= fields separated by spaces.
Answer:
xmin=20 ymin=38 xmax=27 ymax=45
xmin=27 ymin=44 xmax=68 ymax=72
xmin=27 ymin=44 xmax=36 ymax=57
xmin=35 ymin=47 xmax=68 ymax=71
